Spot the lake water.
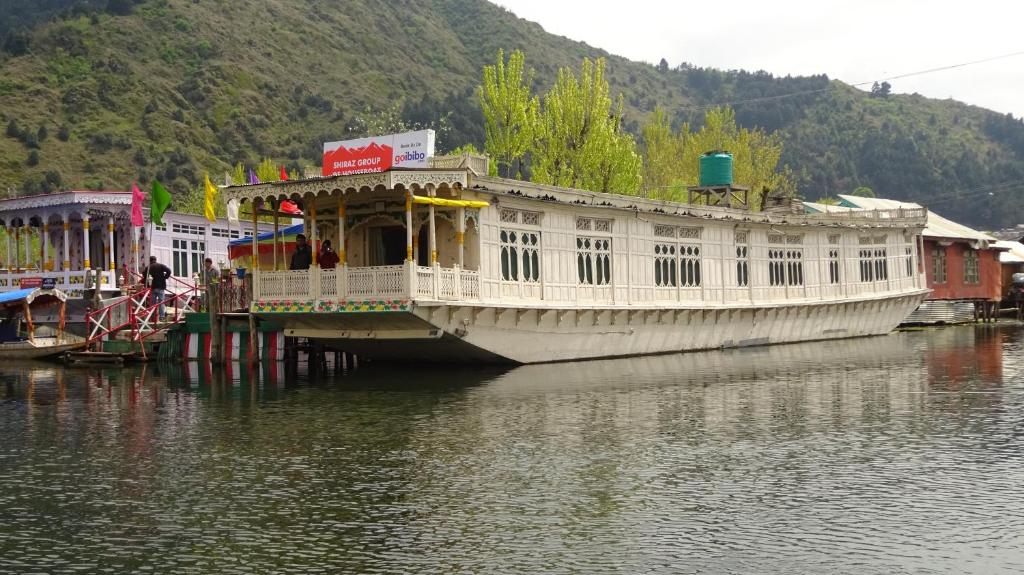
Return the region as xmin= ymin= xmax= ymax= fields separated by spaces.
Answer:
xmin=1 ymin=326 xmax=1023 ymax=574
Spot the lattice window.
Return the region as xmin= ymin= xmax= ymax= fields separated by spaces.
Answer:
xmin=734 ymin=231 xmax=748 ymax=244
xmin=905 ymin=246 xmax=914 ymax=278
xmin=500 ymin=208 xmax=519 ymax=224
xmin=769 ymin=249 xmax=802 ymax=286
xmin=736 ymin=246 xmax=749 ymax=287
xmin=212 ymin=227 xmax=231 ymax=238
xmin=577 ymin=237 xmax=611 ymax=285
xmin=654 ymin=224 xmax=676 ymax=238
xmin=874 ymin=248 xmax=888 ymax=281
xmin=679 ymin=227 xmax=702 ymax=240
xmin=859 ymin=236 xmax=874 ymax=246
xmin=964 ymin=249 xmax=979 ymax=284
xmin=500 ymin=229 xmax=540 ymax=283
xmin=933 ymin=247 xmax=947 ymax=283
xmin=594 ymin=219 xmax=613 ymax=233
xmin=654 ymin=243 xmax=677 ymax=287
xmin=785 ymin=234 xmax=803 ymax=245
xmin=828 ymin=234 xmax=841 ymax=244
xmin=576 ymin=217 xmax=593 ymax=231
xmin=521 ymin=211 xmax=541 ymax=226
xmin=680 ymin=245 xmax=701 ymax=287
xmin=828 ymin=249 xmax=841 ymax=284
xmin=874 ymin=235 xmax=888 ymax=245
xmin=768 ymin=234 xmax=785 ymax=244
xmin=859 ymin=249 xmax=877 ymax=282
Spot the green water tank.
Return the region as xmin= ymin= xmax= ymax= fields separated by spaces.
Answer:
xmin=699 ymin=151 xmax=733 ymax=187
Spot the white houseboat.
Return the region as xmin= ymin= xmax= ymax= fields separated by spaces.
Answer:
xmin=221 ymin=156 xmax=930 ymax=364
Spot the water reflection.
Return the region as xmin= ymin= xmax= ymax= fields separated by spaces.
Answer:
xmin=1 ymin=326 xmax=1023 ymax=574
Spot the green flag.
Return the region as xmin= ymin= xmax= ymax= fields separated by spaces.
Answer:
xmin=150 ymin=179 xmax=172 ymax=226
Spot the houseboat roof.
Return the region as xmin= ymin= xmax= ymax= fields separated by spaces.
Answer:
xmin=836 ymin=194 xmax=994 ymax=244
xmin=222 ymin=167 xmax=928 ymax=231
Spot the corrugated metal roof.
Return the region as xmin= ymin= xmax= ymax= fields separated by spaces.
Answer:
xmin=837 ymin=194 xmax=995 ymax=243
xmin=994 ymin=240 xmax=1024 ymax=263
xmin=801 ymin=201 xmax=859 ymax=214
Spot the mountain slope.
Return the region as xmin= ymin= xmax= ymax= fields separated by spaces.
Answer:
xmin=1 ymin=0 xmax=1023 ymax=228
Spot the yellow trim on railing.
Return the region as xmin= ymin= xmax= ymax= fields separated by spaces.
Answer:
xmin=411 ymin=196 xmax=489 ymax=208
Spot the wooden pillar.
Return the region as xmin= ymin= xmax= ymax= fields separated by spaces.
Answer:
xmin=40 ymin=222 xmax=47 ymax=271
xmin=107 ymin=217 xmax=115 ymax=272
xmin=14 ymin=225 xmax=21 ymax=272
xmin=338 ymin=195 xmax=346 ymax=265
xmin=2 ymin=225 xmax=8 ymax=272
xmin=457 ymin=207 xmax=465 ymax=267
xmin=309 ymin=196 xmax=318 ymax=267
xmin=272 ymin=199 xmax=279 ymax=271
xmin=251 ymin=199 xmax=260 ymax=297
xmin=62 ymin=219 xmax=70 ymax=271
xmin=428 ymin=187 xmax=437 ymax=264
xmin=405 ymin=191 xmax=413 ymax=261
xmin=82 ymin=215 xmax=91 ymax=270
xmin=23 ymin=225 xmax=30 ymax=271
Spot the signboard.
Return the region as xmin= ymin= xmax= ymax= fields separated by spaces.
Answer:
xmin=42 ymin=277 xmax=57 ymax=290
xmin=19 ymin=277 xmax=42 ymax=289
xmin=322 ymin=130 xmax=435 ymax=177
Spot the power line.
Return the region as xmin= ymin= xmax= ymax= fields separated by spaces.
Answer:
xmin=673 ymin=49 xmax=1024 ymax=113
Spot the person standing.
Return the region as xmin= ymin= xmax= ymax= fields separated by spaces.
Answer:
xmin=290 ymin=233 xmax=312 ymax=270
xmin=318 ymin=239 xmax=340 ymax=269
xmin=147 ymin=255 xmax=171 ymax=321
xmin=200 ymin=257 xmax=219 ymax=312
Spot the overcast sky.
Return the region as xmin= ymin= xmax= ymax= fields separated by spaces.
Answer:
xmin=493 ymin=0 xmax=1024 ymax=118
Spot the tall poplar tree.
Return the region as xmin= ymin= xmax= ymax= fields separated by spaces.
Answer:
xmin=479 ymin=49 xmax=535 ymax=179
xmin=530 ymin=57 xmax=641 ymax=194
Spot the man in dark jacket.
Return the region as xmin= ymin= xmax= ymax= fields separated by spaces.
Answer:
xmin=290 ymin=234 xmax=312 ymax=270
xmin=147 ymin=255 xmax=172 ymax=320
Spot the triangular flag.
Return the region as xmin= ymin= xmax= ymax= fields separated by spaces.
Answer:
xmin=131 ymin=182 xmax=145 ymax=227
xmin=150 ymin=180 xmax=172 ymax=226
xmin=203 ymin=173 xmax=218 ymax=223
xmin=279 ymin=166 xmax=288 ymax=181
xmin=248 ymin=169 xmax=260 ymax=185
xmin=226 ymin=198 xmax=239 ymax=225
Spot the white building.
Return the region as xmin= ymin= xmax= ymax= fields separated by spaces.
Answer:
xmin=0 ymin=190 xmax=244 ymax=296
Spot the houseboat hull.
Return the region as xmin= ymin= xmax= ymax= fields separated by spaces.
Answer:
xmin=267 ymin=289 xmax=928 ymax=364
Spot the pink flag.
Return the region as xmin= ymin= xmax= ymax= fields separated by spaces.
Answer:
xmin=131 ymin=182 xmax=145 ymax=227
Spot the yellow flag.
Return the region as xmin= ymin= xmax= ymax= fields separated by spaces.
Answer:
xmin=203 ymin=173 xmax=218 ymax=222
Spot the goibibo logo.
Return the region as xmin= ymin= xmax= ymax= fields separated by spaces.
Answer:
xmin=395 ymin=150 xmax=426 ymax=165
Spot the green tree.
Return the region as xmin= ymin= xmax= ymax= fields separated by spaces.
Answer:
xmin=479 ymin=49 xmax=535 ymax=178
xmin=255 ymin=158 xmax=278 ymax=182
xmin=639 ymin=106 xmax=796 ymax=209
xmin=530 ymin=57 xmax=641 ymax=194
xmin=849 ymin=186 xmax=875 ymax=198
xmin=640 ymin=107 xmax=684 ymax=197
xmin=231 ymin=162 xmax=246 ymax=185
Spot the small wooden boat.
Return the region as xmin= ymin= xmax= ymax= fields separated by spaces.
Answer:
xmin=0 ymin=286 xmax=86 ymax=360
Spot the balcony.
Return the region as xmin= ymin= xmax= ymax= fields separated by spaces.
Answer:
xmin=253 ymin=263 xmax=481 ymax=304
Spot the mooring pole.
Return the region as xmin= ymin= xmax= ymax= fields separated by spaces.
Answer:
xmin=209 ymin=272 xmax=222 ymax=364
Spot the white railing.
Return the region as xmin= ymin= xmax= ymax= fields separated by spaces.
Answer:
xmin=417 ymin=266 xmax=435 ymax=298
xmin=460 ymin=269 xmax=480 ymax=299
xmin=320 ymin=269 xmax=339 ymax=298
xmin=250 ymin=264 xmax=482 ymax=303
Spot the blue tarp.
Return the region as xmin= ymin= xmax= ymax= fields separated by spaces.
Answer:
xmin=0 ymin=288 xmax=38 ymax=306
xmin=227 ymin=223 xmax=305 ymax=247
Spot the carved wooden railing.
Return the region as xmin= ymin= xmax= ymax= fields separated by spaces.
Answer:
xmin=251 ymin=264 xmax=483 ymax=303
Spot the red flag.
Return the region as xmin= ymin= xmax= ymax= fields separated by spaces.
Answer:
xmin=280 ymin=200 xmax=302 ymax=215
xmin=280 ymin=166 xmax=288 ymax=181
xmin=131 ymin=182 xmax=145 ymax=227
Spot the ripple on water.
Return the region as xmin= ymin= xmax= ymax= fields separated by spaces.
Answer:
xmin=0 ymin=326 xmax=1023 ymax=573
